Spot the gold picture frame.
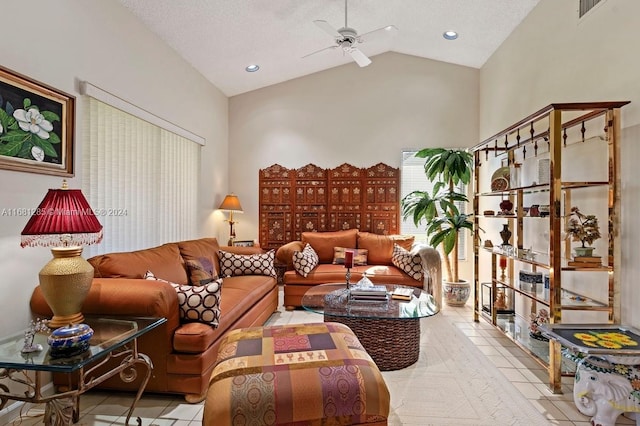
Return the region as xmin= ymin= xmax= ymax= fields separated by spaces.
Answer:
xmin=0 ymin=65 xmax=75 ymax=176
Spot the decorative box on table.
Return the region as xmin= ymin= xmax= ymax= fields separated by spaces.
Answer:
xmin=481 ymin=282 xmax=515 ymax=315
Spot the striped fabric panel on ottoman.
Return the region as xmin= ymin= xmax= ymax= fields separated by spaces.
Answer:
xmin=203 ymin=322 xmax=390 ymax=426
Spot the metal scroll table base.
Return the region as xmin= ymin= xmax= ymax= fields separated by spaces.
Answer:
xmin=0 ymin=340 xmax=152 ymax=426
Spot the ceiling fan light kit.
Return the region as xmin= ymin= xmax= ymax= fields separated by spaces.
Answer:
xmin=303 ymin=0 xmax=397 ymax=67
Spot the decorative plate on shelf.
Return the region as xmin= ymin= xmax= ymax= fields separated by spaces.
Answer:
xmin=490 ymin=167 xmax=510 ymax=191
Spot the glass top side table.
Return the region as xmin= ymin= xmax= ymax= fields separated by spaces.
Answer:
xmin=0 ymin=316 xmax=166 ymax=425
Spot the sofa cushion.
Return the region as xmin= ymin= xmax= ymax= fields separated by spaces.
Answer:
xmin=145 ymin=271 xmax=222 ymax=327
xmin=391 ymin=244 xmax=423 ymax=281
xmin=357 ymin=232 xmax=415 ymax=265
xmin=283 ymin=264 xmax=422 ymax=287
xmin=332 ymin=247 xmax=368 ymax=266
xmin=178 ymin=238 xmax=221 ymax=277
xmin=185 ymin=257 xmax=217 ymax=285
xmin=89 ymin=243 xmax=188 ymax=285
xmin=301 ymin=229 xmax=358 ymax=263
xmin=292 ymin=243 xmax=319 ymax=277
xmin=172 ymin=274 xmax=276 ymax=354
xmin=218 ymin=250 xmax=276 ymax=277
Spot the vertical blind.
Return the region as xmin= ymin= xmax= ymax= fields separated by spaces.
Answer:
xmin=83 ymin=98 xmax=199 ymax=256
xmin=400 ymin=150 xmax=467 ymax=260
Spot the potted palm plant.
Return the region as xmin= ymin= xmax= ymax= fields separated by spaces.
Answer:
xmin=401 ymin=148 xmax=474 ymax=306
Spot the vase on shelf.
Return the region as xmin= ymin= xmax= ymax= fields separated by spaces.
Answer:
xmin=499 ymin=199 xmax=513 ymax=215
xmin=499 ymin=224 xmax=512 ymax=247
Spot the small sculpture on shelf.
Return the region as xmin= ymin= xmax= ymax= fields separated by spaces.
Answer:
xmin=529 ymin=309 xmax=549 ymax=341
xmin=566 ymin=206 xmax=601 ymax=257
xmin=494 ymin=289 xmax=507 ymax=310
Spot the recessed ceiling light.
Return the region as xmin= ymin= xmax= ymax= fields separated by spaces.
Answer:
xmin=443 ymin=31 xmax=458 ymax=40
xmin=245 ymin=64 xmax=260 ymax=72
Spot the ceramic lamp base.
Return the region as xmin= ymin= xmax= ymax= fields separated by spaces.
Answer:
xmin=38 ymin=247 xmax=94 ymax=329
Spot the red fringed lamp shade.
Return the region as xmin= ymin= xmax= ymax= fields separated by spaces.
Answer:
xmin=21 ymin=187 xmax=103 ymax=248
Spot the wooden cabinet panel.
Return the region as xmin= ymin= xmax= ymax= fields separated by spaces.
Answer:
xmin=259 ymin=162 xmax=399 ymax=248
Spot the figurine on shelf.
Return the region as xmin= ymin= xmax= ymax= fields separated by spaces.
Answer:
xmin=494 ymin=289 xmax=507 ymax=310
xmin=529 ymin=309 xmax=549 ymax=341
xmin=21 ymin=318 xmax=49 ymax=353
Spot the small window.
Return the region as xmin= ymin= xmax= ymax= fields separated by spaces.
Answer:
xmin=400 ymin=150 xmax=467 ymax=260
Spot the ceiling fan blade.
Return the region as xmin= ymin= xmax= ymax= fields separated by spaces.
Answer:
xmin=302 ymin=44 xmax=339 ymax=59
xmin=348 ymin=48 xmax=372 ymax=67
xmin=357 ymin=24 xmax=398 ymax=43
xmin=313 ymin=20 xmax=341 ymax=37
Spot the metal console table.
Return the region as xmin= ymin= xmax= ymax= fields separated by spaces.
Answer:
xmin=0 ymin=316 xmax=165 ymax=425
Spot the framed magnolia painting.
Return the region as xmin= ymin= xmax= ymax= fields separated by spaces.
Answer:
xmin=0 ymin=65 xmax=75 ymax=176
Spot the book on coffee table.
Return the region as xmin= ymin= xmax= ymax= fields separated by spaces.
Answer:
xmin=391 ymin=288 xmax=414 ymax=301
xmin=350 ymin=285 xmax=388 ymax=301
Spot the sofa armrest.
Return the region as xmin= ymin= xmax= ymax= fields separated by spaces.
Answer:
xmin=30 ymin=278 xmax=181 ymax=331
xmin=275 ymin=241 xmax=305 ymax=270
xmin=414 ymin=245 xmax=442 ymax=306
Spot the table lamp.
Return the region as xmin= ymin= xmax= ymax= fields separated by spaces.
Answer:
xmin=21 ymin=180 xmax=103 ymax=328
xmin=218 ymin=194 xmax=243 ymax=245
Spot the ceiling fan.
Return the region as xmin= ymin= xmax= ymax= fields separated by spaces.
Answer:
xmin=303 ymin=0 xmax=398 ymax=67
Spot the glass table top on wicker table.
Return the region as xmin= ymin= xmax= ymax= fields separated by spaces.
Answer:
xmin=301 ymin=283 xmax=439 ymax=370
xmin=0 ymin=316 xmax=165 ymax=426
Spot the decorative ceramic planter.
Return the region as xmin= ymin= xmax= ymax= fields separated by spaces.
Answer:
xmin=574 ymin=246 xmax=595 ymax=257
xmin=443 ymin=279 xmax=471 ymax=307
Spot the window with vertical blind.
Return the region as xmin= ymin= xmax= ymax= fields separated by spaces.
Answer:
xmin=400 ymin=150 xmax=467 ymax=260
xmin=82 ymin=97 xmax=200 ymax=256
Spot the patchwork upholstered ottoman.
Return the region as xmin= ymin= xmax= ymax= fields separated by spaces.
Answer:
xmin=203 ymin=322 xmax=390 ymax=425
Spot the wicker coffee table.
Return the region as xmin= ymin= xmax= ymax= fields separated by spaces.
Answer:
xmin=301 ymin=283 xmax=439 ymax=370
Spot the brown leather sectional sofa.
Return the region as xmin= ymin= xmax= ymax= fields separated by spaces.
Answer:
xmin=30 ymin=237 xmax=278 ymax=403
xmin=276 ymin=229 xmax=442 ymax=310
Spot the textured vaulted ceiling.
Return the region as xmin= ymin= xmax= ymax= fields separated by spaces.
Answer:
xmin=119 ymin=0 xmax=541 ymax=97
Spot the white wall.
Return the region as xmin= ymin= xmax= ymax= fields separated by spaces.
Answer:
xmin=228 ymin=52 xmax=479 ymax=275
xmin=0 ymin=0 xmax=228 ymax=336
xmin=480 ymin=0 xmax=640 ymax=326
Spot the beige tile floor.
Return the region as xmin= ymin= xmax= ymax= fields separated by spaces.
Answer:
xmin=5 ymin=292 xmax=637 ymax=425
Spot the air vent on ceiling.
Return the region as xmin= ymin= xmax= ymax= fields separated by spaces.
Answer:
xmin=579 ymin=0 xmax=602 ymax=18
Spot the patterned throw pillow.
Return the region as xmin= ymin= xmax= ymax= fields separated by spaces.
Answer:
xmin=391 ymin=244 xmax=423 ymax=281
xmin=144 ymin=271 xmax=222 ymax=327
xmin=332 ymin=247 xmax=368 ymax=266
xmin=218 ymin=250 xmax=276 ymax=277
xmin=185 ymin=257 xmax=217 ymax=285
xmin=292 ymin=244 xmax=319 ymax=277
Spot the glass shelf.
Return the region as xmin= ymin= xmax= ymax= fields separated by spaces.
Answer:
xmin=490 ymin=313 xmax=576 ymax=375
xmin=490 ymin=278 xmax=608 ymax=310
xmin=477 ymin=181 xmax=610 ymax=197
xmin=479 ymin=246 xmax=612 ymax=272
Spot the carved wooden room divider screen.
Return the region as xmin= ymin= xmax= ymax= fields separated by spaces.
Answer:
xmin=259 ymin=163 xmax=400 ymax=250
